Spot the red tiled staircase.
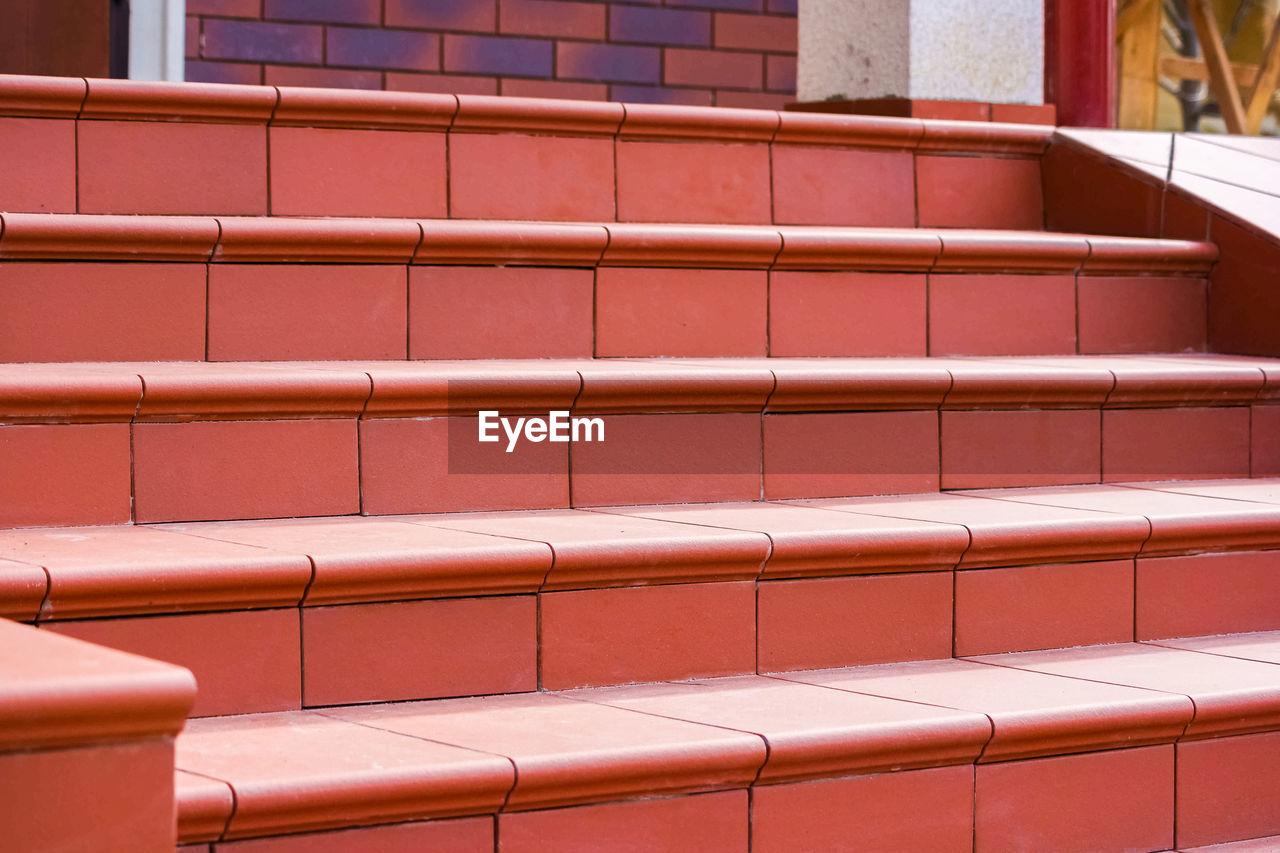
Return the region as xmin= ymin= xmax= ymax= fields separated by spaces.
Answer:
xmin=2 ymin=74 xmax=1280 ymax=852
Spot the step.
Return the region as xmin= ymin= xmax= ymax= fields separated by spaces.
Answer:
xmin=165 ymin=634 xmax=1280 ymax=851
xmin=5 ymin=481 xmax=1280 ymax=718
xmin=1 ymin=356 xmax=1274 ymax=527
xmin=0 ymin=213 xmax=1215 ymax=363
xmin=1 ymin=75 xmax=1050 ymax=228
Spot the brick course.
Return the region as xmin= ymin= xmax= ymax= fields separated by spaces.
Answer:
xmin=185 ymin=0 xmax=796 ymax=105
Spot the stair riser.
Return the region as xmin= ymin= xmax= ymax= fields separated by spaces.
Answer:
xmin=2 ymin=117 xmax=1043 ymax=228
xmin=0 ymin=262 xmax=1208 ymax=362
xmin=4 ymin=405 xmax=1273 ymax=528
xmin=30 ymin=549 xmax=1280 ymax=716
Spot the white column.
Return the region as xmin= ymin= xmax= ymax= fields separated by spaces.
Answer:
xmin=129 ymin=0 xmax=186 ymax=82
xmin=798 ymin=0 xmax=1044 ymax=104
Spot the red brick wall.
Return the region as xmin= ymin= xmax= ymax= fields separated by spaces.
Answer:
xmin=185 ymin=0 xmax=797 ymax=107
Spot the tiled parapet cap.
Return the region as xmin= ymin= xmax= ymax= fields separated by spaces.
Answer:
xmin=0 ymin=618 xmax=195 ymax=750
xmin=0 ymin=74 xmax=86 ymax=117
xmin=916 ymin=118 xmax=1053 ymax=155
xmin=619 ymin=103 xmax=779 ymax=142
xmin=453 ymin=94 xmax=623 ymax=136
xmin=82 ymin=78 xmax=277 ymax=123
xmin=272 ymin=86 xmax=456 ymax=130
xmin=774 ymin=111 xmax=924 ymax=149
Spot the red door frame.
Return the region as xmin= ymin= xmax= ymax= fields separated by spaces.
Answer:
xmin=1045 ymin=0 xmax=1117 ymax=127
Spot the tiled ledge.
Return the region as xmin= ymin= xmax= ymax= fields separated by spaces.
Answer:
xmin=168 ymin=636 xmax=1280 ymax=846
xmin=0 ymin=213 xmax=1218 ymax=272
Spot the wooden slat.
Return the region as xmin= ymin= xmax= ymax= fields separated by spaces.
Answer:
xmin=1187 ymin=0 xmax=1249 ymax=133
xmin=1160 ymin=55 xmax=1261 ymax=87
xmin=1245 ymin=13 xmax=1280 ymax=133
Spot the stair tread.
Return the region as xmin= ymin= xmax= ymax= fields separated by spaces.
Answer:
xmin=4 ymin=479 xmax=1279 ymax=620
xmin=172 ymin=633 xmax=1280 ymax=844
xmin=0 ymin=211 xmax=1217 ymax=272
xmin=2 ymin=354 xmax=1274 ymax=421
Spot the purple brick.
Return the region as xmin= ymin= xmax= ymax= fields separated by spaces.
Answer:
xmin=667 ymin=0 xmax=763 ymax=10
xmin=609 ymin=6 xmax=710 ymax=46
xmin=202 ymin=19 xmax=322 ymax=64
xmin=327 ymin=26 xmax=440 ymax=71
xmin=768 ymin=0 xmax=798 ymax=13
xmin=444 ymin=35 xmax=551 ymax=76
xmin=188 ymin=0 xmax=261 ymax=17
xmin=387 ymin=0 xmax=497 ymax=32
xmin=264 ymin=0 xmax=380 ymax=24
xmin=557 ymin=42 xmax=658 ymax=83
xmin=185 ymin=60 xmax=263 ymax=84
xmin=610 ymin=84 xmax=713 ymax=106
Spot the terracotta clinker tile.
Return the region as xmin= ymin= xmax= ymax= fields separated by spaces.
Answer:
xmin=540 ymin=581 xmax=756 ymax=688
xmin=0 ymin=423 xmax=131 ymax=527
xmin=0 ymin=117 xmax=76 ymax=211
xmin=0 ymin=557 xmax=47 ymax=621
xmin=328 ymin=692 xmax=763 ymax=811
xmin=783 ymin=657 xmax=1189 ymax=760
xmin=409 ymin=266 xmax=593 ymax=359
xmin=758 ymin=572 xmax=953 ymax=670
xmin=449 ymin=133 xmax=614 ymax=221
xmin=941 ymin=357 xmax=1113 ymax=409
xmin=976 ymin=746 xmax=1174 ymax=853
xmin=0 ymin=525 xmax=311 ymax=619
xmin=572 ymin=675 xmax=988 ymax=780
xmin=1095 ymin=355 xmax=1263 ymax=408
xmin=771 ymin=146 xmax=915 ymax=226
xmin=598 ymin=501 xmax=966 ymax=578
xmin=1078 ymin=276 xmax=1208 ymax=354
xmin=214 ymin=816 xmax=492 ymax=852
xmin=572 ymin=356 xmax=772 ymax=415
xmin=1137 ymin=551 xmax=1280 ymax=639
xmin=763 ymin=410 xmax=940 ymax=498
xmin=425 ymin=508 xmax=767 ymax=588
xmin=1177 ymin=731 xmax=1280 ymax=847
xmin=968 ymin=483 xmax=1280 ymax=556
xmin=78 ymin=120 xmax=266 ymax=214
xmin=916 ymin=155 xmax=1044 ymax=229
xmin=616 ymin=139 xmax=771 ymax=223
xmin=302 ymin=596 xmax=535 ymax=705
xmin=0 ymin=740 xmax=176 ymax=853
xmin=208 ymin=264 xmax=407 ymax=360
xmin=359 ymin=417 xmax=569 ymax=514
xmin=955 ymin=560 xmax=1134 ymax=656
xmin=940 ymin=409 xmax=1101 ymax=489
xmin=596 ymin=267 xmax=766 ymax=357
xmin=798 ymin=491 xmax=1150 ymax=567
xmin=1209 ymin=216 xmax=1280 ymax=356
xmin=1103 ymin=407 xmax=1251 ymax=482
xmin=1045 ymin=145 xmax=1165 ymax=237
xmin=269 ymin=127 xmax=446 ymax=217
xmin=972 ymin=642 xmax=1280 ymax=739
xmin=1257 ymin=406 xmax=1280 ymax=475
xmin=161 ymin=515 xmax=552 ymax=604
xmin=0 ymin=262 xmax=205 ymax=362
xmin=1156 ymin=631 xmax=1280 ymax=665
xmin=133 ymin=419 xmax=360 ymax=523
xmin=991 ymin=103 xmax=1057 ymax=124
xmin=176 ymin=769 xmax=234 ymax=844
xmin=569 ymin=412 xmax=761 ymax=506
xmin=764 ymin=356 xmax=951 ymax=411
xmin=178 ymin=711 xmax=513 ymax=838
xmin=928 ymin=273 xmax=1077 ymax=356
xmin=768 ymin=271 xmax=927 ymax=356
xmin=1137 ymin=478 xmax=1280 ymax=503
xmin=752 ymin=765 xmax=974 ymax=853
xmin=46 ymin=609 xmax=300 ymax=717
xmin=500 ymin=791 xmax=746 ymax=853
